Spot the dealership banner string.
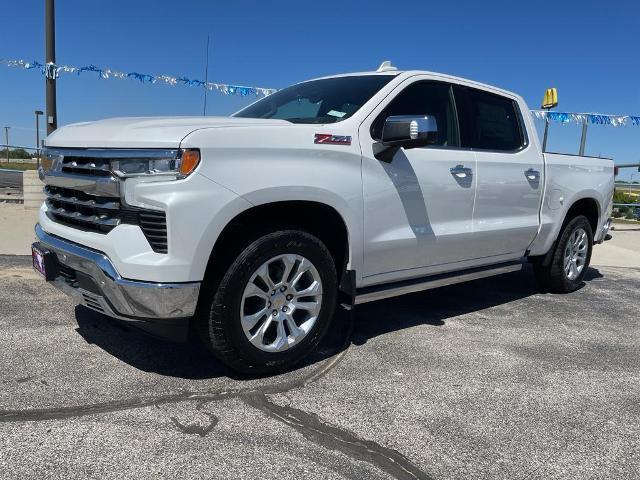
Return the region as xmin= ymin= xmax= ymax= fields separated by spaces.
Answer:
xmin=3 ymin=59 xmax=640 ymax=124
xmin=1 ymin=58 xmax=278 ymax=97
xmin=531 ymin=110 xmax=640 ymax=127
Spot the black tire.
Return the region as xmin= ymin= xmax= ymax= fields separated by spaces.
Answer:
xmin=533 ymin=215 xmax=593 ymax=293
xmin=196 ymin=230 xmax=337 ymax=375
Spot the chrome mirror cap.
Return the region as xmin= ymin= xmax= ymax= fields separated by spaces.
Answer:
xmin=381 ymin=115 xmax=438 ymax=144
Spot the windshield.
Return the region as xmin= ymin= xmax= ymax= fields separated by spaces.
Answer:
xmin=233 ymin=75 xmax=396 ymax=124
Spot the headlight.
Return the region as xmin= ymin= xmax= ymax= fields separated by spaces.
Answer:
xmin=39 ymin=149 xmax=63 ymax=175
xmin=111 ymin=149 xmax=200 ymax=179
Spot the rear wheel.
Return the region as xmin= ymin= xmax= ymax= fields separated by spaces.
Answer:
xmin=533 ymin=215 xmax=593 ymax=293
xmin=197 ymin=230 xmax=337 ymax=374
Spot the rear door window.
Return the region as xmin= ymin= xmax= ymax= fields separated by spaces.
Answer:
xmin=454 ymin=86 xmax=525 ymax=151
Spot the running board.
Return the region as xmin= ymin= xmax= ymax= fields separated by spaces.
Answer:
xmin=354 ymin=261 xmax=523 ymax=305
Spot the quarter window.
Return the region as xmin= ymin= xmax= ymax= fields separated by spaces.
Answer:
xmin=371 ymin=82 xmax=459 ymax=147
xmin=454 ymin=86 xmax=524 ymax=151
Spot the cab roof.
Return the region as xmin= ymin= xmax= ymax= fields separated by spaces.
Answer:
xmin=311 ymin=61 xmax=520 ymax=99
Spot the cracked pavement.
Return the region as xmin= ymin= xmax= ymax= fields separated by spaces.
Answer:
xmin=0 ymin=254 xmax=638 ymax=479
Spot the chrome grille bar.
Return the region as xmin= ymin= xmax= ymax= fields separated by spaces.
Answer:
xmin=63 ymin=161 xmax=111 ymax=172
xmin=47 ymin=206 xmax=120 ymax=227
xmin=44 ymin=186 xmax=120 ymax=210
xmin=61 ymin=159 xmax=112 ymax=176
xmin=46 ymin=148 xmax=179 ymax=159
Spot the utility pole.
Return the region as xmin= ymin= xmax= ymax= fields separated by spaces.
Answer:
xmin=3 ymin=126 xmax=10 ymax=163
xmin=578 ymin=117 xmax=588 ymax=156
xmin=45 ymin=0 xmax=57 ymax=134
xmin=203 ymin=35 xmax=210 ymax=116
xmin=35 ymin=110 xmax=44 ymax=167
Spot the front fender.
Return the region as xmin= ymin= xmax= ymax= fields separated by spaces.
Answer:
xmin=182 ymin=124 xmax=364 ymax=279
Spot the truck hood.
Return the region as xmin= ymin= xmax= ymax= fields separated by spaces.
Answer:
xmin=45 ymin=116 xmax=290 ymax=149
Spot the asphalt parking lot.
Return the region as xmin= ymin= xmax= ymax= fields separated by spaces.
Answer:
xmin=0 ymin=254 xmax=638 ymax=479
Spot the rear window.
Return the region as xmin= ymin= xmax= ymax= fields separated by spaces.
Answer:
xmin=454 ymin=86 xmax=525 ymax=151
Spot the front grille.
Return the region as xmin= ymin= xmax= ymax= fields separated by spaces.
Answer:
xmin=61 ymin=156 xmax=112 ymax=177
xmin=44 ymin=185 xmax=168 ymax=254
xmin=45 ymin=185 xmax=120 ymax=233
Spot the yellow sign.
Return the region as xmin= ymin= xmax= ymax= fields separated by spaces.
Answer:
xmin=541 ymin=88 xmax=558 ymax=109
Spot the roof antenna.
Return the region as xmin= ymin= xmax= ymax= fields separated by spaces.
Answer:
xmin=377 ymin=60 xmax=397 ymax=72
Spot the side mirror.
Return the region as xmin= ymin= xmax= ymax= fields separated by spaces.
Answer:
xmin=382 ymin=115 xmax=438 ymax=146
xmin=375 ymin=115 xmax=438 ymax=162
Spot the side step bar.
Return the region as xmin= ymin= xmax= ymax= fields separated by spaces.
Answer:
xmin=354 ymin=261 xmax=523 ymax=305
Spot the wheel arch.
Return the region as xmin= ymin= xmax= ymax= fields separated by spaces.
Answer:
xmin=530 ymin=196 xmax=600 ymax=266
xmin=200 ymin=199 xmax=353 ymax=296
xmin=561 ymin=196 xmax=600 ymax=234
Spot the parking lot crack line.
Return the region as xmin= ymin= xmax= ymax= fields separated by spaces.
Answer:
xmin=243 ymin=393 xmax=432 ymax=480
xmin=169 ymin=411 xmax=219 ymax=437
xmin=0 ymin=311 xmax=355 ymax=424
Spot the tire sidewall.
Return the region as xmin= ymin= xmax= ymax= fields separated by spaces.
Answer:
xmin=210 ymin=230 xmax=337 ymax=371
xmin=554 ymin=215 xmax=593 ymax=291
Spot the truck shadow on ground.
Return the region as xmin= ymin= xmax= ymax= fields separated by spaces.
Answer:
xmin=351 ymin=265 xmax=603 ymax=346
xmin=73 ymin=265 xmax=603 ymax=380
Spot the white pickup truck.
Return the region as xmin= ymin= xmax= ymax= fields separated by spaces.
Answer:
xmin=33 ymin=62 xmax=614 ymax=373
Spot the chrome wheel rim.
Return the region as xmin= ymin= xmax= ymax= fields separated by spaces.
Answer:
xmin=564 ymin=227 xmax=588 ymax=281
xmin=240 ymin=254 xmax=323 ymax=352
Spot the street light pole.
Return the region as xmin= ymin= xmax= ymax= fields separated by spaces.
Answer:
xmin=3 ymin=126 xmax=10 ymax=163
xmin=35 ymin=110 xmax=44 ymax=168
xmin=630 ymin=173 xmax=638 ymax=197
xmin=45 ymin=0 xmax=57 ymax=134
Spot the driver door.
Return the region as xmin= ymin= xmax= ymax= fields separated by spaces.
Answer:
xmin=359 ymin=79 xmax=478 ymax=285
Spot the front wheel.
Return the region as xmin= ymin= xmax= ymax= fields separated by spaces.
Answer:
xmin=197 ymin=230 xmax=337 ymax=374
xmin=533 ymin=215 xmax=593 ymax=293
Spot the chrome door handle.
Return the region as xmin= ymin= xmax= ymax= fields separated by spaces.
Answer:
xmin=525 ymin=168 xmax=540 ymax=181
xmin=450 ymin=165 xmax=472 ymax=178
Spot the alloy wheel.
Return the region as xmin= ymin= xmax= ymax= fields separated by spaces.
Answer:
xmin=564 ymin=227 xmax=588 ymax=281
xmin=240 ymin=254 xmax=323 ymax=352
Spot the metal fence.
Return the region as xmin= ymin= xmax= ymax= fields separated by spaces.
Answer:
xmin=613 ymin=163 xmax=640 ymax=221
xmin=0 ymin=144 xmax=41 ymax=158
xmin=0 ymin=144 xmax=41 ymax=189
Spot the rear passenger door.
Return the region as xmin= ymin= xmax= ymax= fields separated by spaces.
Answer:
xmin=453 ymin=86 xmax=543 ymax=258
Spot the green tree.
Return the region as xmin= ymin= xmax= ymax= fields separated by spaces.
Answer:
xmin=8 ymin=148 xmax=32 ymax=159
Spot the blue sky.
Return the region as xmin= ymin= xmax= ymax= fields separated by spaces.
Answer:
xmin=1 ymin=0 xmax=639 ymax=176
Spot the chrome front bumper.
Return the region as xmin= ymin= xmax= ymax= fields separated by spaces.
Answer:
xmin=34 ymin=224 xmax=200 ymax=339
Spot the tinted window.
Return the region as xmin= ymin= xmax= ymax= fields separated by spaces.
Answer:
xmin=454 ymin=86 xmax=524 ymax=151
xmin=234 ymin=75 xmax=395 ymax=124
xmin=372 ymin=82 xmax=459 ymax=147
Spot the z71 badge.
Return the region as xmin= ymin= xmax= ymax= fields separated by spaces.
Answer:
xmin=314 ymin=133 xmax=352 ymax=146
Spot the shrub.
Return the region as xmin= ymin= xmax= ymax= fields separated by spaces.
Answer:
xmin=613 ymin=189 xmax=635 ymax=205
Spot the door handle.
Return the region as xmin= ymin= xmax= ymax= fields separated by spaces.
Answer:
xmin=525 ymin=168 xmax=540 ymax=181
xmin=450 ymin=165 xmax=472 ymax=178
